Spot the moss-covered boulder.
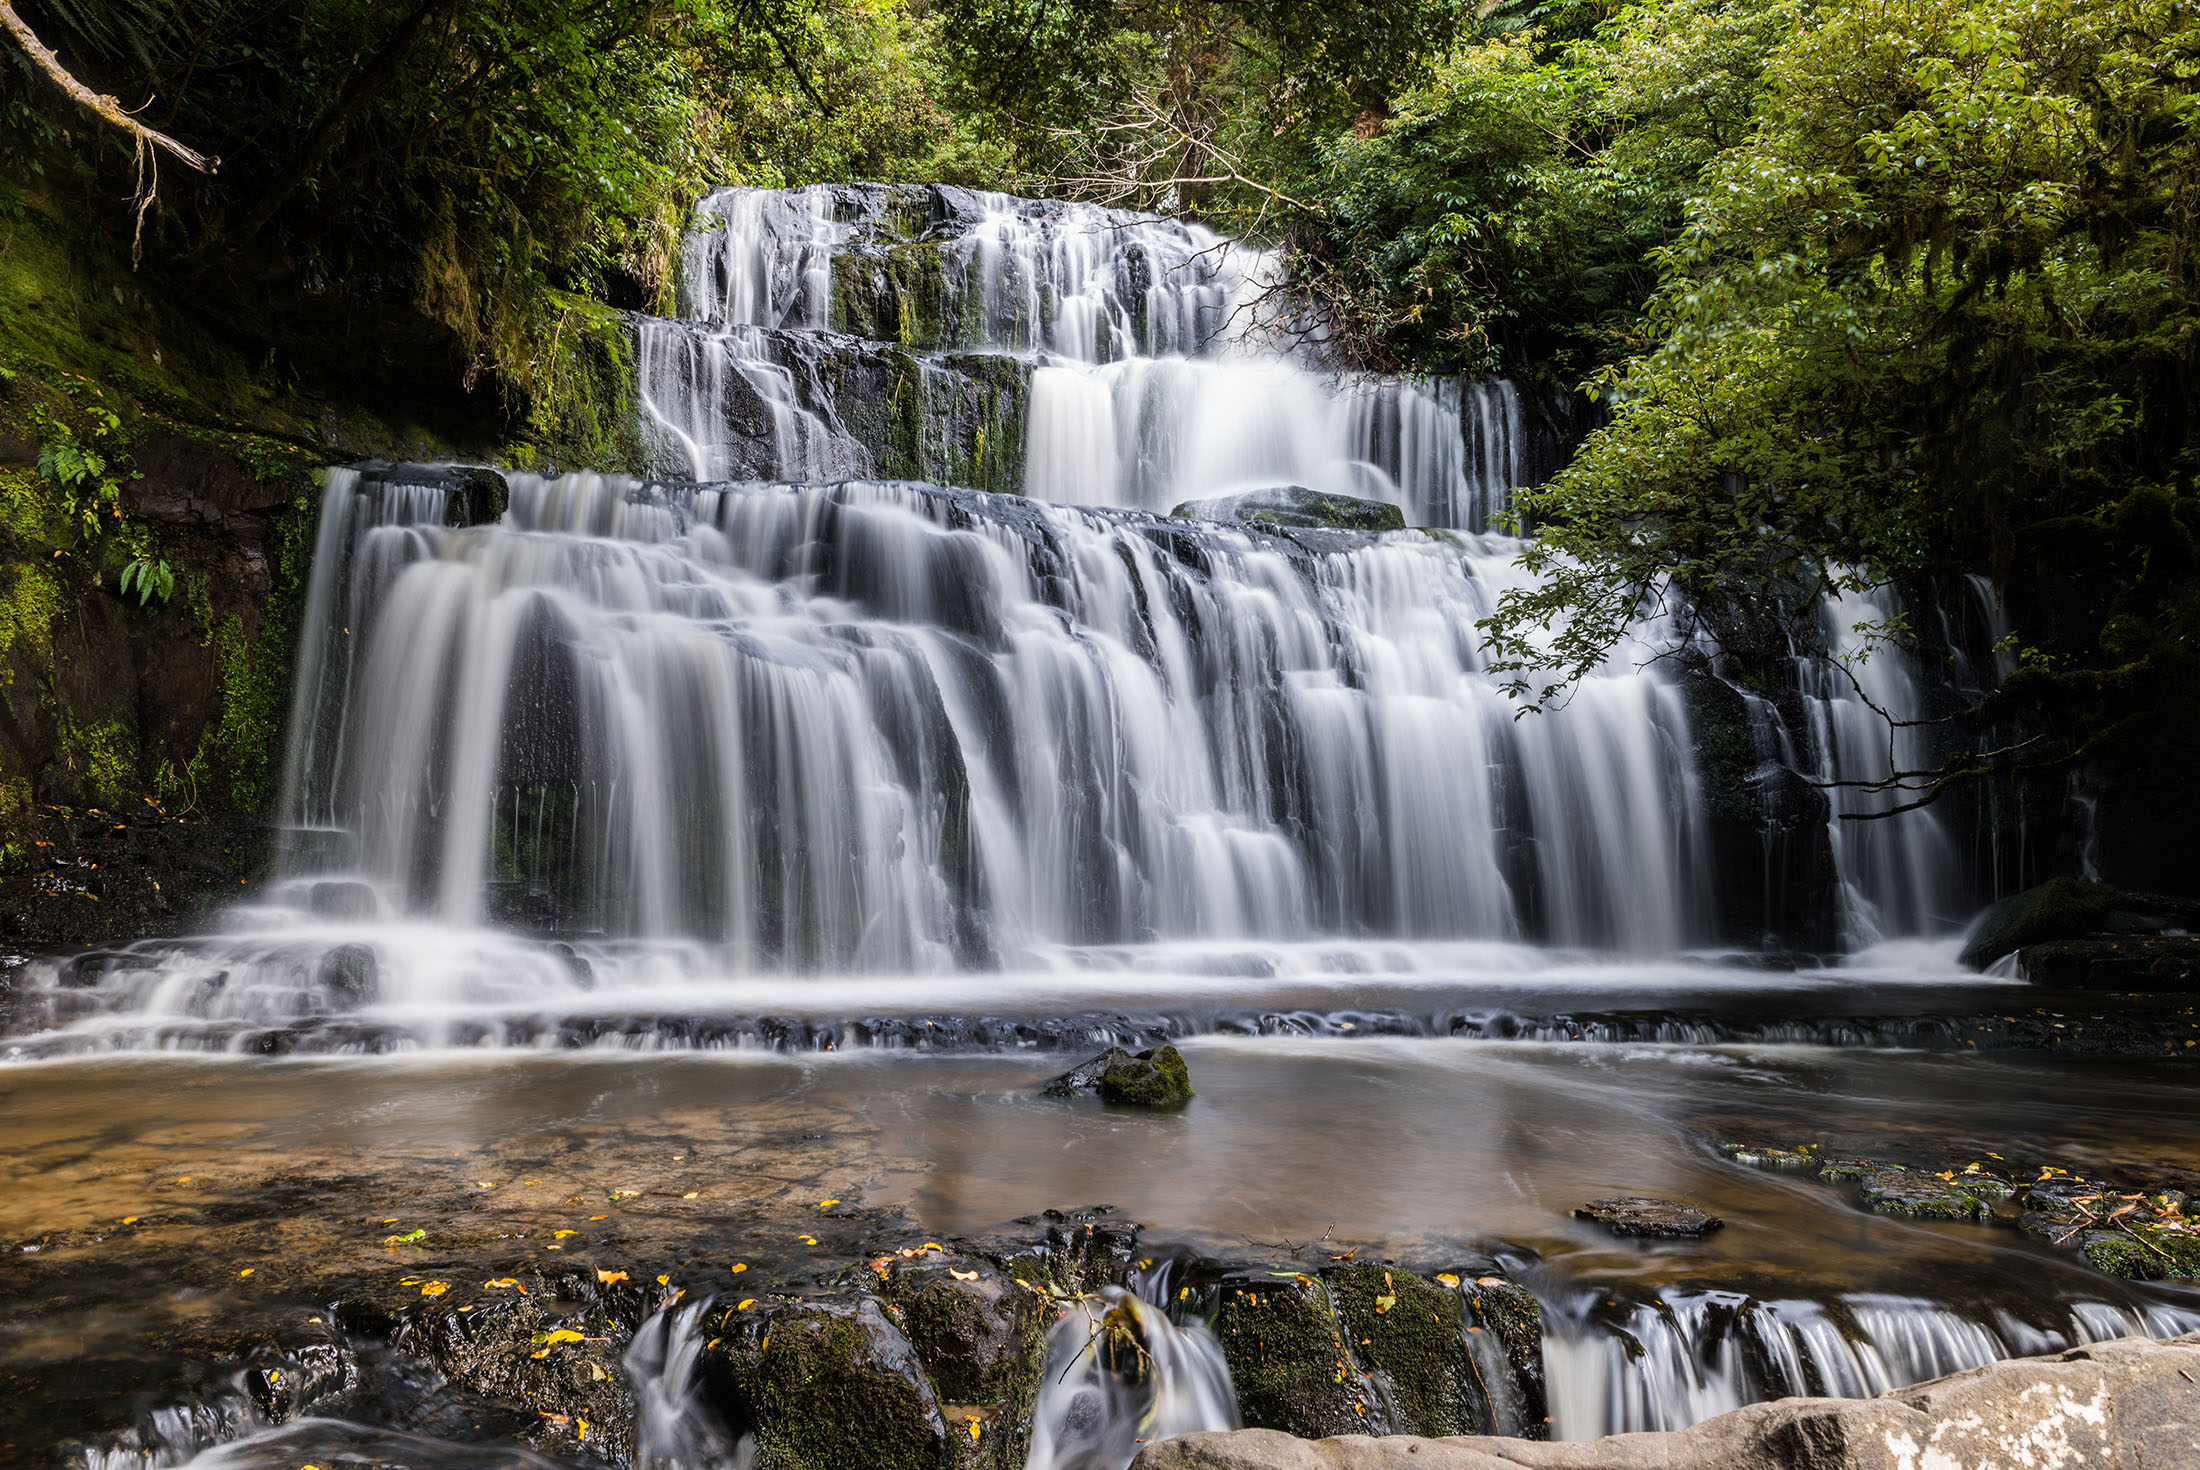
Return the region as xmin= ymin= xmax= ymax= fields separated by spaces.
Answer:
xmin=1043 ymin=1046 xmax=1194 ymax=1107
xmin=1326 ymin=1266 xmax=1487 ymax=1437
xmin=1960 ymin=876 xmax=2117 ymax=969
xmin=1209 ymin=1270 xmax=1398 ymax=1437
xmin=1099 ymin=1046 xmax=1194 ymax=1107
xmin=882 ymin=1255 xmax=1045 ymax=1463
xmin=711 ymin=1297 xmax=947 ymax=1470
xmin=1456 ymin=1272 xmax=1546 ymax=1437
xmin=1170 ymin=487 xmax=1407 ymax=534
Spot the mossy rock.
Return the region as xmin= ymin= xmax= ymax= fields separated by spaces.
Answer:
xmin=1209 ymin=1271 xmax=1393 ymax=1437
xmin=1170 ymin=487 xmax=1407 ymax=534
xmin=712 ymin=1298 xmax=946 ymax=1470
xmin=2077 ymin=1223 xmax=2200 ymax=1280
xmin=1960 ymin=876 xmax=2116 ymax=969
xmin=1098 ymin=1045 xmax=1193 ymax=1108
xmin=1326 ymin=1265 xmax=1488 ymax=1437
xmin=1457 ymin=1272 xmax=1546 ymax=1436
xmin=884 ymin=1255 xmax=1045 ymax=1436
xmin=1857 ymin=1166 xmax=1993 ymax=1221
xmin=1721 ymin=1142 xmax=1819 ymax=1169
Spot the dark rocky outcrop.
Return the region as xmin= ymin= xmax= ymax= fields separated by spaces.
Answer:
xmin=1129 ymin=1332 xmax=2200 ymax=1468
xmin=2020 ymin=935 xmax=2200 ymax=991
xmin=1960 ymin=876 xmax=2117 ymax=968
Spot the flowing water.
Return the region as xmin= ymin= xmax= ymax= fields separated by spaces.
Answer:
xmin=3 ymin=186 xmax=2162 ymax=1469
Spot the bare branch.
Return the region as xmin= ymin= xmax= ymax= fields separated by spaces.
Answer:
xmin=1 ymin=2 xmax=216 ymax=174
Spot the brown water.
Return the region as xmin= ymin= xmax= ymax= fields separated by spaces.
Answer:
xmin=8 ymin=1038 xmax=2197 ymax=1295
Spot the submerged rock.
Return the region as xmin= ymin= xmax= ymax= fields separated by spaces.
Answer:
xmin=1960 ymin=875 xmax=2116 ymax=969
xmin=1171 ymin=487 xmax=1408 ymax=534
xmin=1043 ymin=1045 xmax=1195 ymax=1107
xmin=1571 ymin=1197 xmax=1724 ymax=1239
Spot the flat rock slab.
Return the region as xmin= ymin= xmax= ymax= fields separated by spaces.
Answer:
xmin=1857 ymin=1166 xmax=1994 ymax=1221
xmin=1132 ymin=1331 xmax=2200 ymax=1468
xmin=1571 ymin=1198 xmax=1723 ymax=1238
xmin=2023 ymin=936 xmax=2200 ymax=991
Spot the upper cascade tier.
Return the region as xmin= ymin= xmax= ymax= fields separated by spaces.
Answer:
xmin=635 ymin=184 xmax=1528 ymax=528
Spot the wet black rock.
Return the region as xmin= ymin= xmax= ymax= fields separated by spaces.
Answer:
xmin=1043 ymin=1044 xmax=1194 ymax=1107
xmin=1960 ymin=875 xmax=2116 ymax=969
xmin=1571 ymin=1197 xmax=1724 ymax=1238
xmin=1172 ymin=487 xmax=1409 ymax=534
xmin=2021 ymin=935 xmax=2200 ymax=991
xmin=879 ymin=1251 xmax=1045 ymax=1431
xmin=316 ymin=943 xmax=379 ymax=1007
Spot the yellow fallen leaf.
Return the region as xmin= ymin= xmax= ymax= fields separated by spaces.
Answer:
xmin=736 ymin=1298 xmax=756 ymax=1310
xmin=1435 ymin=1273 xmax=1460 ymax=1288
xmin=121 ymin=1217 xmax=138 ymax=1225
xmin=817 ymin=1199 xmax=839 ymax=1208
xmin=588 ymin=1215 xmax=607 ymax=1221
xmin=965 ymin=1417 xmax=983 ymax=1441
xmin=382 ymin=1218 xmax=398 ymax=1224
xmin=476 ymin=1181 xmax=496 ymax=1189
xmin=596 ymin=1269 xmax=629 ymax=1285
xmin=175 ymin=1177 xmax=193 ymax=1184
xmin=577 ymin=1418 xmax=588 ymax=1440
xmin=682 ymin=1191 xmax=699 ymax=1200
xmin=798 ymin=1235 xmax=817 ymax=1245
xmin=870 ymin=1257 xmax=892 ymax=1276
xmin=421 ymin=1281 xmax=451 ymax=1297
xmin=238 ymin=1268 xmax=254 ymax=1278
xmin=536 ymin=1329 xmax=586 ymax=1346
xmin=730 ymin=1263 xmax=748 ymax=1273
xmin=484 ymin=1278 xmax=526 ymax=1292
xmin=949 ymin=1268 xmax=979 ymax=1281
xmin=656 ymin=1274 xmax=671 ymax=1285
xmin=554 ymin=1230 xmax=577 ymax=1239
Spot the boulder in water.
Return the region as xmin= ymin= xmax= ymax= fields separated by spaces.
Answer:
xmin=315 ymin=943 xmax=378 ymax=1007
xmin=1043 ymin=1045 xmax=1194 ymax=1107
xmin=1857 ymin=1166 xmax=1994 ymax=1221
xmin=1959 ymin=876 xmax=2116 ymax=969
xmin=1571 ymin=1197 xmax=1724 ymax=1238
xmin=2018 ymin=935 xmax=2200 ymax=991
xmin=1170 ymin=487 xmax=1407 ymax=534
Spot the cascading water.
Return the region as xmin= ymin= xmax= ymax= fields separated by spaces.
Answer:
xmin=1026 ymin=1281 xmax=1238 ymax=1470
xmin=637 ymin=185 xmax=1523 ymax=528
xmin=1538 ymin=1285 xmax=2200 ymax=1440
xmin=1799 ymin=589 xmax=1968 ymax=945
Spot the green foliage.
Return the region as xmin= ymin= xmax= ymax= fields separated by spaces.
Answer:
xmin=117 ymin=555 xmax=171 ymax=606
xmin=1471 ymin=0 xmax=2200 ymax=793
xmin=33 ymin=403 xmax=132 ymax=538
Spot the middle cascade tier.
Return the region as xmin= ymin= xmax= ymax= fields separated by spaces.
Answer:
xmin=635 ymin=184 xmax=1528 ymax=529
xmin=283 ymin=468 xmax=1708 ymax=971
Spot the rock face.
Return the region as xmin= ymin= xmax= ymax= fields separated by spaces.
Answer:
xmin=1129 ymin=1332 xmax=2200 ymax=1469
xmin=1570 ymin=1198 xmax=1723 ymax=1238
xmin=1960 ymin=875 xmax=2117 ymax=968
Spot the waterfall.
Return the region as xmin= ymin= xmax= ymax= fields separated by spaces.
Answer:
xmin=635 ymin=184 xmax=1524 ymax=528
xmin=256 ymin=467 xmax=1705 ymax=972
xmin=1025 ymin=1284 xmax=1238 ymax=1470
xmin=1539 ymin=1287 xmax=2200 ymax=1440
xmin=626 ymin=1299 xmax=746 ymax=1469
xmin=1797 ymin=588 xmax=1967 ymax=945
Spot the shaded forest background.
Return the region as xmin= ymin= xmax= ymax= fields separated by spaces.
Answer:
xmin=0 ymin=0 xmax=2195 ymax=910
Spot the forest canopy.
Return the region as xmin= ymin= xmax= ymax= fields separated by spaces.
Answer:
xmin=5 ymin=0 xmax=2195 ymax=798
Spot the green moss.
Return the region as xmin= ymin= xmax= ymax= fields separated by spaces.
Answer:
xmin=1210 ymin=1274 xmax=1376 ymax=1436
xmin=0 ymin=559 xmax=62 ymax=668
xmin=2078 ymin=1224 xmax=2200 ymax=1280
xmin=60 ymin=714 xmax=137 ymax=808
xmin=1329 ymin=1265 xmax=1483 ymax=1436
xmin=1098 ymin=1045 xmax=1193 ymax=1107
xmin=196 ymin=611 xmax=290 ymax=814
xmin=727 ymin=1306 xmax=942 ymax=1470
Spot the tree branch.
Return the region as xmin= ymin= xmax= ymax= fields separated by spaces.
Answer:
xmin=1 ymin=1 xmax=216 ymax=172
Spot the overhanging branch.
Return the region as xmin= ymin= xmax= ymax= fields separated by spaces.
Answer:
xmin=1 ymin=2 xmax=216 ymax=173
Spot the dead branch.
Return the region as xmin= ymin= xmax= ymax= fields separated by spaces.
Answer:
xmin=1 ymin=2 xmax=216 ymax=173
